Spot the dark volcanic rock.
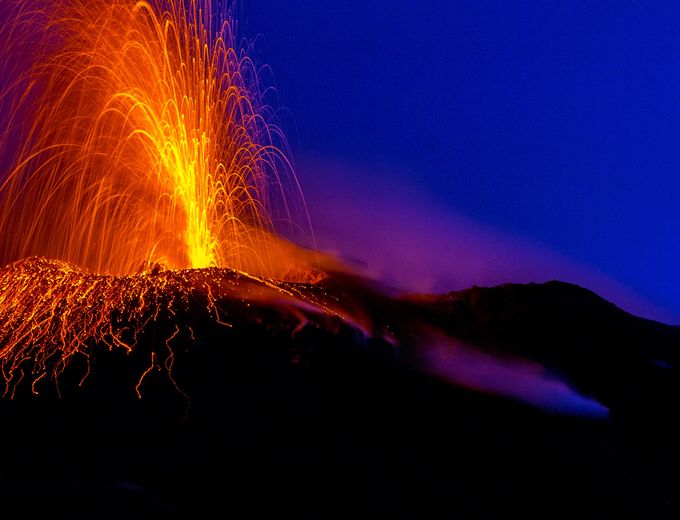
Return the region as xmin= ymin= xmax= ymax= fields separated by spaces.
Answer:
xmin=410 ymin=281 xmax=680 ymax=410
xmin=0 ymin=265 xmax=678 ymax=519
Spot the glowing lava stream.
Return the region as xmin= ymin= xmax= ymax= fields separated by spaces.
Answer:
xmin=0 ymin=257 xmax=338 ymax=399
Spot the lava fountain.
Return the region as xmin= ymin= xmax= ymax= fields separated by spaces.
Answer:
xmin=0 ymin=0 xmax=322 ymax=395
xmin=0 ymin=0 xmax=310 ymax=276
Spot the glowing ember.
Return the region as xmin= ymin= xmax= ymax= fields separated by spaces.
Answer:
xmin=0 ymin=257 xmax=334 ymax=398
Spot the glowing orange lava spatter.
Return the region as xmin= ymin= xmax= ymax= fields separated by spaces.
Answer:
xmin=0 ymin=0 xmax=310 ymax=276
xmin=0 ymin=0 xmax=322 ymax=396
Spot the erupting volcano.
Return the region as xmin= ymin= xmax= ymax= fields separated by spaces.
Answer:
xmin=0 ymin=1 xmax=678 ymax=518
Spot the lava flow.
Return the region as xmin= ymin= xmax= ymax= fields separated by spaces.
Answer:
xmin=0 ymin=256 xmax=338 ymax=399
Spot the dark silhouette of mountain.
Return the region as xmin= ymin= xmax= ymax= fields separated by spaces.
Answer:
xmin=0 ymin=260 xmax=677 ymax=518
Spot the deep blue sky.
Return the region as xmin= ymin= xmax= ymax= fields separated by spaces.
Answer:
xmin=244 ymin=0 xmax=680 ymax=320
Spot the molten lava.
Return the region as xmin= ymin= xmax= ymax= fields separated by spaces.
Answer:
xmin=0 ymin=0 xmax=321 ymax=395
xmin=0 ymin=257 xmax=336 ymax=399
xmin=0 ymin=0 xmax=309 ymax=276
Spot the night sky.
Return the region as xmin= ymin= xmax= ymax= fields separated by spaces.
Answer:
xmin=244 ymin=0 xmax=680 ymax=322
xmin=0 ymin=1 xmax=678 ymax=322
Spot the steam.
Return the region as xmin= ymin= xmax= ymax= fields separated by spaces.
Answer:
xmin=299 ymin=155 xmax=676 ymax=323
